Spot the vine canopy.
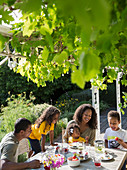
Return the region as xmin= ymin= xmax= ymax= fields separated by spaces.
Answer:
xmin=0 ymin=0 xmax=127 ymax=89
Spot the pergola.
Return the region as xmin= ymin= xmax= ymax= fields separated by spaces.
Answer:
xmin=0 ymin=24 xmax=123 ymax=139
xmin=92 ymin=73 xmax=122 ymax=139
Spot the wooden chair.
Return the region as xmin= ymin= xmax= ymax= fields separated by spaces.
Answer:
xmin=62 ymin=128 xmax=66 ymax=143
xmin=16 ymin=138 xmax=31 ymax=158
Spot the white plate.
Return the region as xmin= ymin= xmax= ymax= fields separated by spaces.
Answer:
xmin=70 ymin=146 xmax=78 ymax=149
xmin=101 ymin=154 xmax=113 ymax=161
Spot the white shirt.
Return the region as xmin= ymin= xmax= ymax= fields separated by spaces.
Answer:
xmin=104 ymin=127 xmax=127 ymax=150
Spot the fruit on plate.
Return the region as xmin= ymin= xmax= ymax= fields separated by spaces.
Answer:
xmin=72 ymin=156 xmax=78 ymax=161
xmin=115 ymin=137 xmax=119 ymax=141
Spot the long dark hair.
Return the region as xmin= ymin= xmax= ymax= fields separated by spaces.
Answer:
xmin=35 ymin=106 xmax=60 ymax=128
xmin=73 ymin=104 xmax=97 ymax=129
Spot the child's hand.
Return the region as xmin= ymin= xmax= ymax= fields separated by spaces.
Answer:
xmin=115 ymin=137 xmax=124 ymax=144
xmin=117 ymin=138 xmax=124 ymax=145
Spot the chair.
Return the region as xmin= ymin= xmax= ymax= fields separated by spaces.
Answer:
xmin=62 ymin=128 xmax=66 ymax=143
xmin=16 ymin=138 xmax=31 ymax=158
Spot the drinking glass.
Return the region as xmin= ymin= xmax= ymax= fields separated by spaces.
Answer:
xmin=94 ymin=156 xmax=101 ymax=168
xmin=62 ymin=143 xmax=69 ymax=154
xmin=78 ymin=142 xmax=84 ymax=150
xmin=94 ymin=140 xmax=104 ymax=154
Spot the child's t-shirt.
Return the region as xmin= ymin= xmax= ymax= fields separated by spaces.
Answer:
xmin=104 ymin=127 xmax=127 ymax=149
xmin=29 ymin=120 xmax=54 ymax=140
xmin=68 ymin=136 xmax=86 ymax=143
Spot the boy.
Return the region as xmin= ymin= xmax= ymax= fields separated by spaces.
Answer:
xmin=104 ymin=110 xmax=127 ymax=149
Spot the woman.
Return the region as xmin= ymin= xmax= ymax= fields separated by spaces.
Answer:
xmin=63 ymin=104 xmax=97 ymax=145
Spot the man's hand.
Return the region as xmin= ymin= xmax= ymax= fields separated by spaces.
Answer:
xmin=28 ymin=160 xmax=41 ymax=169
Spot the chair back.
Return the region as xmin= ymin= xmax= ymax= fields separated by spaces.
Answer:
xmin=16 ymin=138 xmax=30 ymax=156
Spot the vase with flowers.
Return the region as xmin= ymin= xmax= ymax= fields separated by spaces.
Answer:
xmin=43 ymin=154 xmax=65 ymax=170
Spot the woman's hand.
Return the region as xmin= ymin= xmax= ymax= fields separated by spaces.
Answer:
xmin=85 ymin=136 xmax=89 ymax=143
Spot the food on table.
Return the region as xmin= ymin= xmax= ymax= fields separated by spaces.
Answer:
xmin=67 ymin=155 xmax=80 ymax=167
xmin=115 ymin=137 xmax=119 ymax=141
xmin=84 ymin=152 xmax=88 ymax=159
xmin=79 ymin=155 xmax=84 ymax=160
xmin=62 ymin=148 xmax=69 ymax=153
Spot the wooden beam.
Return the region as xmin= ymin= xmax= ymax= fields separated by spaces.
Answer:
xmin=0 ymin=52 xmax=26 ymax=58
xmin=0 ymin=56 xmax=8 ymax=66
xmin=0 ymin=25 xmax=13 ymax=37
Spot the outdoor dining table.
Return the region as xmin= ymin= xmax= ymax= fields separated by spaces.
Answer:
xmin=27 ymin=145 xmax=127 ymax=170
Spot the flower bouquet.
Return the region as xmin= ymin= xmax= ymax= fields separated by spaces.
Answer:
xmin=43 ymin=154 xmax=65 ymax=170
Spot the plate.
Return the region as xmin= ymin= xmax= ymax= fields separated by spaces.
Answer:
xmin=101 ymin=154 xmax=113 ymax=161
xmin=70 ymin=146 xmax=78 ymax=149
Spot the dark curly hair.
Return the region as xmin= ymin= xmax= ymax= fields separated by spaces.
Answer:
xmin=108 ymin=110 xmax=120 ymax=121
xmin=73 ymin=104 xmax=97 ymax=129
xmin=35 ymin=106 xmax=61 ymax=128
xmin=67 ymin=123 xmax=80 ymax=136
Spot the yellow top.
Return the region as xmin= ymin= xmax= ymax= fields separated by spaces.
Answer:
xmin=68 ymin=136 xmax=86 ymax=143
xmin=29 ymin=120 xmax=54 ymax=140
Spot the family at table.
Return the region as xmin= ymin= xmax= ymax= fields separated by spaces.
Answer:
xmin=0 ymin=104 xmax=127 ymax=170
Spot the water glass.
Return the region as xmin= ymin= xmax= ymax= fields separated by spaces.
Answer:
xmin=94 ymin=140 xmax=105 ymax=154
xmin=78 ymin=142 xmax=84 ymax=150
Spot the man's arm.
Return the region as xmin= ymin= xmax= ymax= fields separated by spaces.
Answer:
xmin=0 ymin=159 xmax=41 ymax=170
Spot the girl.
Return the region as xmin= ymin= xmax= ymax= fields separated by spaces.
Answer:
xmin=28 ymin=106 xmax=60 ymax=154
xmin=67 ymin=123 xmax=87 ymax=143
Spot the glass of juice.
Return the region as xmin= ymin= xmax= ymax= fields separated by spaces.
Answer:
xmin=94 ymin=156 xmax=101 ymax=168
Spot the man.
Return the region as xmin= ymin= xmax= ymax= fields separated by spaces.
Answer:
xmin=0 ymin=118 xmax=41 ymax=170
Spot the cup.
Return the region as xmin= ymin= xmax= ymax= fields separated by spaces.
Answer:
xmin=94 ymin=140 xmax=104 ymax=154
xmin=62 ymin=143 xmax=69 ymax=154
xmin=94 ymin=156 xmax=101 ymax=168
xmin=78 ymin=142 xmax=84 ymax=150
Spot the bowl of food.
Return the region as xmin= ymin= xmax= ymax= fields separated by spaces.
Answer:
xmin=67 ymin=156 xmax=80 ymax=167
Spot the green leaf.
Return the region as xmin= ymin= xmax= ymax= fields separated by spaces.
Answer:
xmin=79 ymin=49 xmax=101 ymax=81
xmin=53 ymin=51 xmax=68 ymax=65
xmin=96 ymin=33 xmax=112 ymax=52
xmin=0 ymin=34 xmax=8 ymax=52
xmin=15 ymin=0 xmax=42 ymax=13
xmin=71 ymin=66 xmax=85 ymax=89
xmin=40 ymin=22 xmax=53 ymax=35
xmin=45 ymin=32 xmax=54 ymax=52
xmin=55 ymin=0 xmax=110 ymax=33
xmin=23 ymin=17 xmax=36 ymax=37
xmin=41 ymin=46 xmax=49 ymax=64
xmin=0 ymin=9 xmax=14 ymax=24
